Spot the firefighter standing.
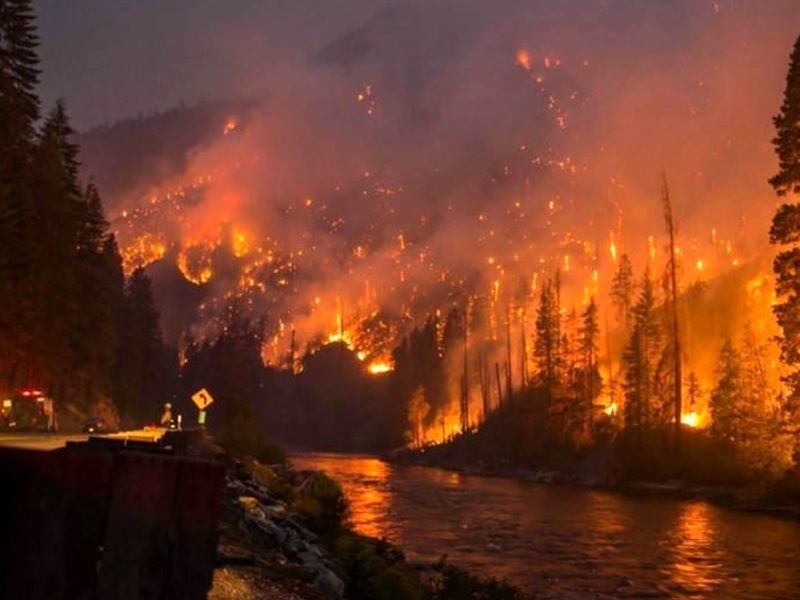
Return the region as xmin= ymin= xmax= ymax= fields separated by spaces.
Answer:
xmin=160 ymin=402 xmax=173 ymax=428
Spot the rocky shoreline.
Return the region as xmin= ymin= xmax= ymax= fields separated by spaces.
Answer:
xmin=212 ymin=462 xmax=345 ymax=599
xmin=209 ymin=449 xmax=527 ymax=600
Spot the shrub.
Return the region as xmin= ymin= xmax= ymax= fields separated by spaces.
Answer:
xmin=334 ymin=534 xmax=424 ymax=600
xmin=426 ymin=564 xmax=524 ymax=600
xmin=295 ymin=472 xmax=350 ymax=538
xmin=256 ymin=441 xmax=287 ymax=466
xmin=218 ymin=391 xmax=260 ymax=457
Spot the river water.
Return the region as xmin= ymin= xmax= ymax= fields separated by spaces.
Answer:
xmin=291 ymin=453 xmax=800 ymax=599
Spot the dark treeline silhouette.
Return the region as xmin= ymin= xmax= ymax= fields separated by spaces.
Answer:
xmin=176 ymin=307 xmax=402 ymax=453
xmin=77 ymin=99 xmax=255 ymax=208
xmin=0 ymin=0 xmax=174 ymax=423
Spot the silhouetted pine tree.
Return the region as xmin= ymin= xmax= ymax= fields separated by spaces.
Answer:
xmin=0 ymin=0 xmax=40 ymax=371
xmin=578 ymin=297 xmax=601 ymax=432
xmin=71 ymin=197 xmax=123 ymax=404
xmin=610 ymin=254 xmax=634 ymax=332
xmin=26 ymin=101 xmax=85 ymax=388
xmin=114 ymin=269 xmax=169 ymax=423
xmin=534 ymin=278 xmax=560 ymax=393
xmin=623 ymin=270 xmax=660 ymax=430
xmin=711 ymin=335 xmax=792 ymax=475
xmin=710 ymin=338 xmax=741 ymax=444
xmin=769 ymin=34 xmax=800 ymax=196
xmin=769 ymin=34 xmax=800 ymax=458
xmin=653 ymin=346 xmax=677 ymax=426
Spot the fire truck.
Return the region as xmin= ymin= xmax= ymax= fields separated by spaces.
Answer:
xmin=0 ymin=389 xmax=57 ymax=433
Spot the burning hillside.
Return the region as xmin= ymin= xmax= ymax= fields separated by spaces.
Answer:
xmin=77 ymin=0 xmax=799 ymax=441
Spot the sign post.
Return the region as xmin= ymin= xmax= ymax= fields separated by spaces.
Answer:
xmin=191 ymin=388 xmax=214 ymax=428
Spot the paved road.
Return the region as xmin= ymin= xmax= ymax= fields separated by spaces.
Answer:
xmin=0 ymin=433 xmax=88 ymax=450
xmin=0 ymin=429 xmax=167 ymax=450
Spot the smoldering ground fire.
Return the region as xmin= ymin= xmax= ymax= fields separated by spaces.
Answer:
xmin=89 ymin=0 xmax=799 ymax=446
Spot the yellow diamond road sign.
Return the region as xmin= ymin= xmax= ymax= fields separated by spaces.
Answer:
xmin=192 ymin=388 xmax=214 ymax=411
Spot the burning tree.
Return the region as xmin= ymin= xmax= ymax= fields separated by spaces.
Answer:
xmin=769 ymin=33 xmax=800 ymax=458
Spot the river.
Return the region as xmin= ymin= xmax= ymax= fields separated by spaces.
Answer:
xmin=290 ymin=453 xmax=800 ymax=599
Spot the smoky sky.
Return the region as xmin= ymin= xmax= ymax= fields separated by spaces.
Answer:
xmin=35 ymin=0 xmax=407 ymax=129
xmin=36 ymin=0 xmax=799 ymax=131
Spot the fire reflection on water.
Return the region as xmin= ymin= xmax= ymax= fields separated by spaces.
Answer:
xmin=291 ymin=453 xmax=800 ymax=598
xmin=666 ymin=501 xmax=725 ymax=595
xmin=294 ymin=453 xmax=392 ymax=539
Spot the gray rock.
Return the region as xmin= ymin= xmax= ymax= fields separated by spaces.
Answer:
xmin=245 ymin=514 xmax=288 ymax=548
xmin=297 ymin=550 xmax=321 ymax=568
xmin=284 ymin=533 xmax=308 ymax=557
xmin=238 ymin=495 xmax=266 ymax=520
xmin=313 ymin=567 xmax=345 ymax=598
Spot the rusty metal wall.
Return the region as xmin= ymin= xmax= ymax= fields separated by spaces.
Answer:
xmin=0 ymin=436 xmax=224 ymax=600
xmin=0 ymin=447 xmax=68 ymax=599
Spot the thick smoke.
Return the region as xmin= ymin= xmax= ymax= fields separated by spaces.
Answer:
xmin=105 ymin=0 xmax=798 ymax=391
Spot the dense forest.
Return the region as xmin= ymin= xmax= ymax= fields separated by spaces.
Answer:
xmin=0 ymin=0 xmax=174 ymax=425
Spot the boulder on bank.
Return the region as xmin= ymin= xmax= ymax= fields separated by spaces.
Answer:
xmin=216 ymin=461 xmax=345 ymax=599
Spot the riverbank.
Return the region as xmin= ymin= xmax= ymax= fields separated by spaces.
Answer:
xmin=390 ymin=442 xmax=800 ymax=521
xmin=207 ymin=439 xmax=528 ymax=600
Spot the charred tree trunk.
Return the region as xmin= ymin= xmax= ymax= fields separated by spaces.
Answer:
xmin=505 ymin=305 xmax=513 ymax=401
xmin=462 ymin=303 xmax=470 ymax=432
xmin=662 ymin=177 xmax=683 ymax=442
xmin=520 ymin=314 xmax=528 ymax=390
xmin=495 ymin=362 xmax=503 ymax=408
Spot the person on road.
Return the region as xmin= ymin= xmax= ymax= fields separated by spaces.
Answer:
xmin=160 ymin=402 xmax=173 ymax=428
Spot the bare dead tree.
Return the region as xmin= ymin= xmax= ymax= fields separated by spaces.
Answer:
xmin=662 ymin=176 xmax=683 ymax=442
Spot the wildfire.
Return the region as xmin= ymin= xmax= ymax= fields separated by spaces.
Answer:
xmin=232 ymin=230 xmax=250 ymax=258
xmin=104 ymin=15 xmax=788 ymax=453
xmin=121 ymin=233 xmax=167 ymax=274
xmin=367 ymin=361 xmax=393 ymax=375
xmin=681 ymin=411 xmax=701 ymax=429
xmin=176 ymin=241 xmax=216 ymax=285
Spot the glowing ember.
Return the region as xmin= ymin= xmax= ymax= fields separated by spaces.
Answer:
xmin=516 ymin=49 xmax=532 ymax=72
xmin=223 ymin=118 xmax=238 ymax=135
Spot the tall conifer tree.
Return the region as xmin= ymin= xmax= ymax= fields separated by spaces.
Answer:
xmin=769 ymin=34 xmax=800 ymax=457
xmin=611 ymin=254 xmax=634 ymax=332
xmin=623 ymin=270 xmax=660 ymax=430
xmin=0 ymin=0 xmax=40 ymax=370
